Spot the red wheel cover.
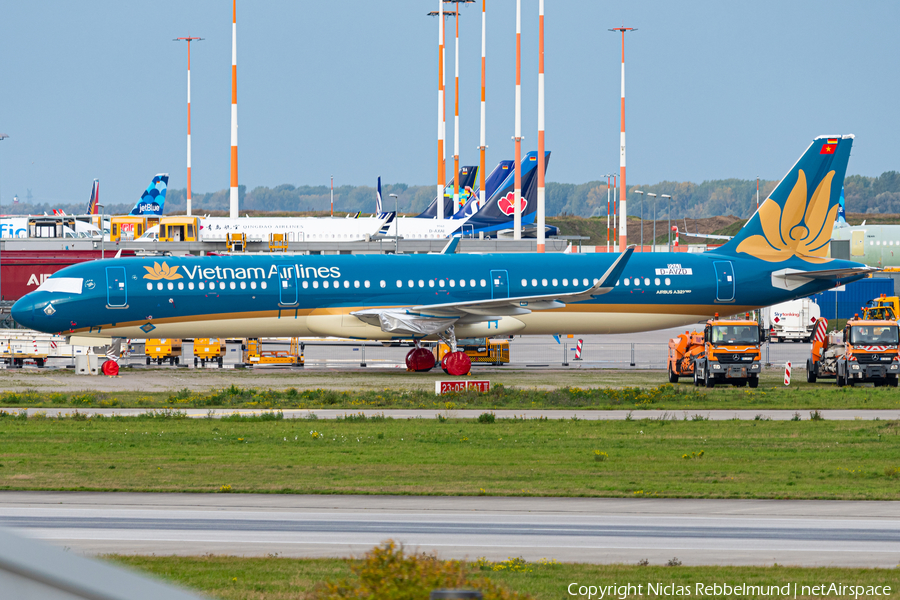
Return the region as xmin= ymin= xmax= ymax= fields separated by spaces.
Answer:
xmin=405 ymin=347 xmax=435 ymax=372
xmin=442 ymin=351 xmax=471 ymax=376
xmin=101 ymin=360 xmax=119 ymax=377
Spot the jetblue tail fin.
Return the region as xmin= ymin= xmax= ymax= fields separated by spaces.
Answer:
xmin=86 ymin=179 xmax=99 ymax=215
xmin=129 ymin=173 xmax=168 ymax=216
xmin=716 ymin=136 xmax=852 ymax=262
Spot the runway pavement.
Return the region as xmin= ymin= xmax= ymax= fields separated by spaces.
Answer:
xmin=0 ymin=492 xmax=897 ymax=567
xmin=6 ymin=407 xmax=900 ymax=420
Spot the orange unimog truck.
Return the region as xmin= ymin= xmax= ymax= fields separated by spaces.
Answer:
xmin=809 ymin=317 xmax=900 ymax=387
xmin=669 ymin=316 xmax=763 ymax=388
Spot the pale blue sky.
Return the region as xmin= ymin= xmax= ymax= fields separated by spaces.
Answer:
xmin=1 ymin=1 xmax=897 ymax=206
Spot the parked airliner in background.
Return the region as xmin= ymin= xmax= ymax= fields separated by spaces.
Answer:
xmin=13 ymin=135 xmax=872 ymax=370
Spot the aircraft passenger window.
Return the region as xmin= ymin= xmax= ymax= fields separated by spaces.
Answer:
xmin=470 ymin=279 xmax=476 ymax=287
xmin=439 ymin=279 xmax=445 ymax=287
xmin=146 ymin=283 xmax=153 ymax=291
xmin=250 ymin=282 xmax=256 ymax=290
xmin=199 ymin=282 xmax=205 ymax=290
xmin=583 ymin=278 xmax=589 ymax=286
xmin=380 ymin=280 xmax=386 ymax=288
xmin=408 ymin=280 xmax=414 ymax=287
xmin=354 ymin=281 xmax=360 ymax=288
xmin=323 ymin=281 xmax=329 ymax=289
xmin=654 ymin=278 xmax=660 ymax=286
xmin=460 ymin=279 xmax=466 ymax=287
xmin=344 ymin=281 xmax=350 ymax=288
xmin=562 ymin=279 xmax=568 ymax=286
xmin=542 ymin=279 xmax=548 ymax=286
xmin=480 ymin=279 xmax=486 ymax=287
xmin=643 ymin=278 xmax=650 ymax=286
xmin=261 ymin=282 xmax=267 ymax=289
xmin=552 ymin=279 xmax=558 ymax=286
xmin=429 ymin=280 xmax=434 ymax=288
xmin=397 ymin=280 xmax=403 ymax=288
xmin=624 ymin=278 xmax=630 ymax=286
xmin=364 ymin=281 xmax=370 ymax=288
xmin=665 ymin=278 xmax=671 ymax=286
xmin=418 ymin=280 xmax=424 ymax=287
xmin=313 ymin=281 xmax=319 ymax=289
xmin=522 ymin=279 xmax=528 ymax=286
xmin=302 ymin=281 xmax=309 ymax=289
xmin=240 ymin=282 xmax=246 ymax=290
xmin=189 ymin=282 xmax=194 ymax=290
xmin=157 ymin=283 xmax=163 ymax=291
xmin=449 ymin=280 xmax=455 ymax=287
xmin=230 ymin=282 xmax=236 ymax=290
xmin=531 ymin=279 xmax=537 ymax=286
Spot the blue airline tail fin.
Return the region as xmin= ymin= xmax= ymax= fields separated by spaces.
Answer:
xmin=465 ymin=151 xmax=550 ymax=231
xmin=376 ymin=176 xmax=383 ymax=214
xmin=836 ymin=187 xmax=847 ymax=226
xmin=452 ymin=160 xmax=516 ymax=219
xmin=415 ymin=166 xmax=479 ymax=219
xmin=86 ymin=179 xmax=99 ymax=215
xmin=129 ymin=174 xmax=168 ymax=216
xmin=715 ymin=136 xmax=852 ymax=262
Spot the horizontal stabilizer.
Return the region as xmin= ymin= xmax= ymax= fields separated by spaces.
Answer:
xmin=771 ymin=265 xmax=880 ymax=291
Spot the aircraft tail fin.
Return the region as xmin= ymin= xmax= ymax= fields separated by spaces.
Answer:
xmin=129 ymin=174 xmax=168 ymax=216
xmin=835 ymin=187 xmax=848 ymax=227
xmin=376 ymin=176 xmax=383 ymax=214
xmin=86 ymin=179 xmax=99 ymax=215
xmin=716 ymin=136 xmax=853 ymax=261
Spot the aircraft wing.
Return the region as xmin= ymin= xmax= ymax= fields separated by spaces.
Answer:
xmin=676 ymin=228 xmax=733 ymax=241
xmin=351 ymin=248 xmax=634 ymax=335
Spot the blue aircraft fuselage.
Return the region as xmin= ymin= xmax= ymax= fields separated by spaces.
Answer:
xmin=11 ymin=251 xmax=865 ymax=341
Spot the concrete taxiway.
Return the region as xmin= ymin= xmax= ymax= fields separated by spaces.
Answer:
xmin=0 ymin=492 xmax=897 ymax=567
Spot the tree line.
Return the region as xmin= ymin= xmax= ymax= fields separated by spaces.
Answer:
xmin=7 ymin=171 xmax=899 ymax=218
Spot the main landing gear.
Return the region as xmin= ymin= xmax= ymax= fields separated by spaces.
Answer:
xmin=405 ymin=341 xmax=435 ymax=372
xmin=403 ymin=326 xmax=471 ymax=376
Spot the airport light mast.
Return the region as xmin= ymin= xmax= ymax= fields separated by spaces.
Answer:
xmin=604 ymin=174 xmax=612 ymax=252
xmin=229 ymin=0 xmax=239 ymax=219
xmin=446 ymin=1 xmax=473 ymax=211
xmin=174 ymin=36 xmax=203 ymax=217
xmin=477 ymin=0 xmax=487 ymax=210
xmin=428 ymin=5 xmax=450 ymax=220
xmin=609 ymin=26 xmax=635 ymax=250
xmin=647 ymin=192 xmax=657 ymax=252
xmin=634 ymin=189 xmax=643 ymax=251
xmin=536 ymin=0 xmax=546 ymax=252
xmin=513 ymin=0 xmax=523 ymax=240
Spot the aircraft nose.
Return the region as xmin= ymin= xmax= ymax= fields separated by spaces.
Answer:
xmin=11 ymin=293 xmax=56 ymax=332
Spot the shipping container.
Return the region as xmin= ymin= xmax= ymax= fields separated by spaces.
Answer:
xmin=809 ymin=278 xmax=894 ymax=321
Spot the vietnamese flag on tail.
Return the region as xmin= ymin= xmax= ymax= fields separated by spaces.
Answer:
xmin=820 ymin=138 xmax=839 ymax=154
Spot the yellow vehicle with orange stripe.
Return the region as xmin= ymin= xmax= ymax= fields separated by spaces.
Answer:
xmin=835 ymin=319 xmax=900 ymax=387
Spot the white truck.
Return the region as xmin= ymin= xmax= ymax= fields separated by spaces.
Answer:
xmin=766 ymin=299 xmax=821 ymax=343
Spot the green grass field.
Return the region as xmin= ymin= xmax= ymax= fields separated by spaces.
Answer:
xmin=107 ymin=553 xmax=900 ymax=600
xmin=2 ymin=414 xmax=898 ymax=499
xmin=2 ymin=376 xmax=900 ymax=410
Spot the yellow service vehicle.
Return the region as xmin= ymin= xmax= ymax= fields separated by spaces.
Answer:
xmin=145 ymin=338 xmax=182 ymax=366
xmin=436 ymin=337 xmax=510 ymax=365
xmin=159 ymin=216 xmax=200 ymax=242
xmin=862 ymin=294 xmax=899 ymax=321
xmin=193 ymin=338 xmax=225 ymax=367
xmin=243 ymin=338 xmax=304 ymax=367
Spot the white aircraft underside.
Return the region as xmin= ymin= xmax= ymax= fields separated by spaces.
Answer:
xmin=381 ymin=216 xmax=470 ymax=240
xmin=200 ymin=216 xmax=389 ymax=243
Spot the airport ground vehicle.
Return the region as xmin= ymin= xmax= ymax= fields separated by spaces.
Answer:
xmin=436 ymin=338 xmax=510 ymax=366
xmin=862 ymin=295 xmax=899 ymax=321
xmin=669 ymin=317 xmax=763 ymax=388
xmin=243 ymin=338 xmax=304 ymax=367
xmin=807 ymin=317 xmax=900 ymax=386
xmin=193 ymin=338 xmax=225 ymax=367
xmin=145 ymin=339 xmax=182 ymax=366
xmin=767 ymin=298 xmax=820 ymax=342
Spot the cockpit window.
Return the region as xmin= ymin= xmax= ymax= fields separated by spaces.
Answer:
xmin=850 ymin=325 xmax=899 ymax=345
xmin=710 ymin=325 xmax=758 ymax=345
xmin=35 ymin=277 xmax=84 ymax=294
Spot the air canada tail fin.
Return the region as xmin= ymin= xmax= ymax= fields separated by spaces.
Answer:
xmin=86 ymin=179 xmax=99 ymax=215
xmin=129 ymin=173 xmax=168 ymax=216
xmin=716 ymin=135 xmax=853 ymax=263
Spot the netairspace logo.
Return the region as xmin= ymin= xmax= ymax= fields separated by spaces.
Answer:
xmin=567 ymin=582 xmax=893 ymax=599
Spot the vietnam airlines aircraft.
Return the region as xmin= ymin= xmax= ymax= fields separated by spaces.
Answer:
xmin=12 ymin=135 xmax=873 ymax=366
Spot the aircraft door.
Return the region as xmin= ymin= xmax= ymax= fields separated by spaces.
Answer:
xmin=851 ymin=230 xmax=864 ymax=256
xmin=712 ymin=261 xmax=735 ymax=302
xmin=106 ymin=266 xmax=127 ymax=307
xmin=490 ymin=270 xmax=509 ymax=299
xmin=279 ymin=264 xmax=298 ymax=306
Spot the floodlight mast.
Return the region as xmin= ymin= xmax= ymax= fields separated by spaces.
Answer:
xmin=174 ymin=36 xmax=203 ymax=217
xmin=609 ymin=26 xmax=636 ymax=250
xmin=445 ymin=1 xmax=474 ymax=211
xmin=478 ymin=0 xmax=487 ymax=210
xmin=536 ymin=0 xmax=546 ymax=253
xmin=229 ymin=0 xmax=239 ymax=219
xmin=513 ymin=0 xmax=523 ymax=240
xmin=427 ymin=5 xmax=451 ymax=219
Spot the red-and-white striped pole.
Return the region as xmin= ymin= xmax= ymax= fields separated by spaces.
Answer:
xmin=574 ymin=338 xmax=583 ymax=360
xmin=453 ymin=1 xmax=460 ymax=211
xmin=536 ymin=0 xmax=546 ymax=253
xmin=513 ymin=0 xmax=522 ymax=240
xmin=330 ymin=175 xmax=334 ymax=217
xmin=611 ymin=174 xmax=617 ymax=251
xmin=672 ymin=225 xmax=678 ymax=247
xmin=175 ymin=36 xmax=203 ymax=217
xmin=610 ymin=27 xmax=635 ymax=250
xmin=435 ymin=2 xmax=446 ymax=219
xmin=606 ymin=174 xmax=611 ymax=252
xmin=478 ymin=0 xmax=487 ymax=210
xmin=229 ymin=0 xmax=239 ymax=219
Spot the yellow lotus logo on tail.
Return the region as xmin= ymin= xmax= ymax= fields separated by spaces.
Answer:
xmin=736 ymin=169 xmax=837 ymax=263
xmin=143 ymin=262 xmax=183 ymax=280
